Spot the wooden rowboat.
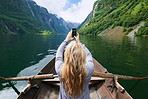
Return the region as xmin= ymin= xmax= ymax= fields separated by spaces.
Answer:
xmin=17 ymin=57 xmax=132 ymax=99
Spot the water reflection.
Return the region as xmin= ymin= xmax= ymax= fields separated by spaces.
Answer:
xmin=0 ymin=34 xmax=148 ymax=99
xmin=0 ymin=34 xmax=66 ymax=99
xmin=80 ymin=35 xmax=148 ymax=99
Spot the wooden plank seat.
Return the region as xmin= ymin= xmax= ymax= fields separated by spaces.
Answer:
xmin=42 ymin=77 xmax=105 ymax=83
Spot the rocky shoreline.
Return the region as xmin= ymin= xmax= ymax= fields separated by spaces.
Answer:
xmin=98 ymin=22 xmax=145 ymax=36
xmin=127 ymin=22 xmax=144 ymax=36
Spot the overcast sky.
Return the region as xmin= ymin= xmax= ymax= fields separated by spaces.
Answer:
xmin=33 ymin=0 xmax=97 ymax=23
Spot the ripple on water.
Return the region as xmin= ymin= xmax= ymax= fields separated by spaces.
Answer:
xmin=37 ymin=53 xmax=44 ymax=56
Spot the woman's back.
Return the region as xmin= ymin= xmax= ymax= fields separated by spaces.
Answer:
xmin=55 ymin=31 xmax=94 ymax=99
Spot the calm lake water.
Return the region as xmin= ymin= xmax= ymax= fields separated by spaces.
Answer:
xmin=0 ymin=34 xmax=148 ymax=99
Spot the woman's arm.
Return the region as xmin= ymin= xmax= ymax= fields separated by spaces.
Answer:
xmin=55 ymin=40 xmax=67 ymax=76
xmin=55 ymin=31 xmax=74 ymax=76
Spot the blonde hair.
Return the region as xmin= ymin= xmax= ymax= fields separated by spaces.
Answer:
xmin=61 ymin=41 xmax=87 ymax=98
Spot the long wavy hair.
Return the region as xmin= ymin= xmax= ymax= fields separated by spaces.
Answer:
xmin=61 ymin=41 xmax=87 ymax=98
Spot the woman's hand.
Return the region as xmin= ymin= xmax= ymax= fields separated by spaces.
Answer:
xmin=74 ymin=33 xmax=80 ymax=42
xmin=65 ymin=30 xmax=74 ymax=41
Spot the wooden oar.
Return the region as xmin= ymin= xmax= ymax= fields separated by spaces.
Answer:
xmin=0 ymin=72 xmax=148 ymax=81
xmin=93 ymin=72 xmax=148 ymax=80
xmin=93 ymin=72 xmax=148 ymax=93
xmin=0 ymin=74 xmax=57 ymax=81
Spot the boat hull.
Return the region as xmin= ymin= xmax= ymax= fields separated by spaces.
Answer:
xmin=18 ymin=57 xmax=132 ymax=99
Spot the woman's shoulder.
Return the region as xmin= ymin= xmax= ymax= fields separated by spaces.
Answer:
xmin=85 ymin=65 xmax=94 ymax=77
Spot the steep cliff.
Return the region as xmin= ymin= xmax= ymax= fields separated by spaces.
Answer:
xmin=27 ymin=0 xmax=79 ymax=33
xmin=0 ymin=0 xmax=79 ymax=34
xmin=78 ymin=0 xmax=148 ymax=36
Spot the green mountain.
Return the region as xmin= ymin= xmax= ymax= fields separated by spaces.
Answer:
xmin=78 ymin=0 xmax=148 ymax=36
xmin=0 ymin=0 xmax=79 ymax=34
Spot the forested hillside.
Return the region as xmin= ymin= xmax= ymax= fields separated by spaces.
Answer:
xmin=0 ymin=0 xmax=41 ymax=34
xmin=78 ymin=0 xmax=148 ymax=36
xmin=0 ymin=0 xmax=79 ymax=34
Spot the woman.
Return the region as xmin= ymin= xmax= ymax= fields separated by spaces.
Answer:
xmin=55 ymin=31 xmax=94 ymax=99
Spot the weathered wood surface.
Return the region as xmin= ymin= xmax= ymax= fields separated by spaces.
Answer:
xmin=42 ymin=77 xmax=105 ymax=83
xmin=1 ymin=71 xmax=147 ymax=81
xmin=93 ymin=72 xmax=148 ymax=80
xmin=93 ymin=59 xmax=132 ymax=99
xmin=18 ymin=57 xmax=56 ymax=99
xmin=1 ymin=74 xmax=54 ymax=81
xmin=18 ymin=57 xmax=132 ymax=99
